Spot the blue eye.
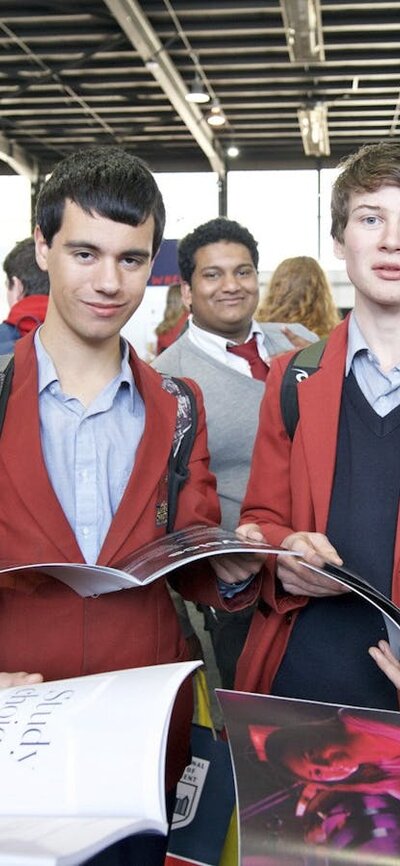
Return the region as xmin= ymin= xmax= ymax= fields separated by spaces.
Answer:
xmin=362 ymin=215 xmax=380 ymax=225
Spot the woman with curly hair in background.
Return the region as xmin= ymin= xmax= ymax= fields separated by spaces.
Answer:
xmin=257 ymin=256 xmax=341 ymax=339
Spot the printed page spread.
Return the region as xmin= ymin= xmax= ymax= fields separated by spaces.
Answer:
xmin=0 ymin=660 xmax=200 ymax=865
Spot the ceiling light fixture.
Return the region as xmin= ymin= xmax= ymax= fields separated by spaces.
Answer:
xmin=206 ymin=99 xmax=227 ymax=128
xmin=280 ymin=0 xmax=325 ymax=63
xmin=185 ymin=73 xmax=210 ymax=104
xmin=227 ymin=143 xmax=240 ymax=158
xmin=297 ymin=102 xmax=330 ymax=156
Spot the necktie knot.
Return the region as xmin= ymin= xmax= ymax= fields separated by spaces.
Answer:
xmin=227 ymin=335 xmax=269 ymax=381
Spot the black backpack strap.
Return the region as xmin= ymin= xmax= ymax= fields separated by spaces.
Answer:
xmin=0 ymin=353 xmax=14 ymax=436
xmin=280 ymin=338 xmax=327 ymax=441
xmin=160 ymin=375 xmax=198 ymax=532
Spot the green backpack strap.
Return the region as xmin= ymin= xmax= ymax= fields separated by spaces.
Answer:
xmin=280 ymin=338 xmax=327 ymax=441
xmin=0 ymin=353 xmax=14 ymax=436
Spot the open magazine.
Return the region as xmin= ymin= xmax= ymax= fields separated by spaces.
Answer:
xmin=1 ymin=525 xmax=399 ymax=653
xmin=217 ymin=687 xmax=400 ymax=866
xmin=0 ymin=524 xmax=301 ymax=597
xmin=0 ymin=660 xmax=200 ymax=866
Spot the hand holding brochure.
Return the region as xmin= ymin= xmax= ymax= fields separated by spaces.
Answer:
xmin=0 ymin=524 xmax=301 ymax=597
xmin=1 ymin=524 xmax=400 ymax=656
xmin=0 ymin=660 xmax=200 ymax=865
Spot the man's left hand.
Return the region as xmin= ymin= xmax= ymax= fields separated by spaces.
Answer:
xmin=210 ymin=552 xmax=265 ymax=585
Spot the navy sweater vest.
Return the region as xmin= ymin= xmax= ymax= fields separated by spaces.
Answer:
xmin=271 ymin=372 xmax=400 ymax=709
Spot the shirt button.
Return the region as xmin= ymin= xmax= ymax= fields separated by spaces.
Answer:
xmin=82 ymin=526 xmax=90 ymax=537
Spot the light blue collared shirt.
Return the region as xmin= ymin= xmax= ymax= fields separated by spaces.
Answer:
xmin=346 ymin=313 xmax=400 ymax=417
xmin=35 ymin=332 xmax=145 ymax=564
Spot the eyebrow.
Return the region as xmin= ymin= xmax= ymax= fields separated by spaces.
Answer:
xmin=350 ymin=204 xmax=384 ymax=215
xmin=63 ymin=241 xmax=151 ymax=259
xmin=201 ymin=261 xmax=255 ymax=270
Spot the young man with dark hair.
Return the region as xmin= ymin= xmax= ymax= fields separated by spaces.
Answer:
xmin=1 ymin=237 xmax=50 ymax=352
xmin=178 ymin=216 xmax=260 ymax=284
xmin=238 ymin=140 xmax=400 ymax=711
xmin=0 ymin=147 xmax=258 ymax=865
xmin=153 ymin=217 xmax=316 ymax=687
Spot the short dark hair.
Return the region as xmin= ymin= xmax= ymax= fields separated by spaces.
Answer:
xmin=178 ymin=217 xmax=259 ymax=284
xmin=331 ymin=140 xmax=400 ymax=242
xmin=36 ymin=146 xmax=165 ymax=257
xmin=3 ymin=237 xmax=50 ymax=297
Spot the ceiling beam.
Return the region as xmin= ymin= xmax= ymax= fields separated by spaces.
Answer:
xmin=103 ymin=0 xmax=225 ymax=175
xmin=0 ymin=131 xmax=38 ymax=180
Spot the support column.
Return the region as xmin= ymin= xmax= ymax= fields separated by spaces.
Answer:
xmin=218 ymin=168 xmax=227 ymax=217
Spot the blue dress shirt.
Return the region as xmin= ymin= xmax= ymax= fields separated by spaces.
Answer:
xmin=347 ymin=313 xmax=400 ymax=416
xmin=34 ymin=331 xmax=145 ymax=564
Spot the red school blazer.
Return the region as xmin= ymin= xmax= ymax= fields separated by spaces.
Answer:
xmin=236 ymin=317 xmax=400 ymax=695
xmin=0 ymin=331 xmax=258 ymax=788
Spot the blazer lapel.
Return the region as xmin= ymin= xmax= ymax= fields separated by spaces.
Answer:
xmin=297 ymin=321 xmax=349 ymax=532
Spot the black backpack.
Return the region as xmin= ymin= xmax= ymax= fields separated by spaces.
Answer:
xmin=0 ymin=353 xmax=14 ymax=436
xmin=280 ymin=338 xmax=327 ymax=440
xmin=0 ymin=354 xmax=197 ymax=533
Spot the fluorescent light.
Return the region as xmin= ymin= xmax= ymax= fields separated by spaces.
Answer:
xmin=297 ymin=103 xmax=330 ymax=156
xmin=227 ymin=144 xmax=240 ymax=158
xmin=280 ymin=0 xmax=325 ymax=62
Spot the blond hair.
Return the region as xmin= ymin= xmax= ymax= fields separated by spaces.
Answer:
xmin=257 ymin=256 xmax=341 ymax=338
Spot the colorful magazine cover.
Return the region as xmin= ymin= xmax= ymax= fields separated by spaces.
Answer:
xmin=217 ymin=689 xmax=400 ymax=866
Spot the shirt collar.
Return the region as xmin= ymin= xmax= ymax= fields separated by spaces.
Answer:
xmin=188 ymin=316 xmax=261 ymax=349
xmin=345 ymin=311 xmax=378 ymax=375
xmin=34 ymin=328 xmax=134 ymax=396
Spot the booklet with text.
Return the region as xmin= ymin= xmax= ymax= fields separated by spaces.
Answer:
xmin=218 ymin=687 xmax=400 ymax=866
xmin=0 ymin=660 xmax=200 ymax=866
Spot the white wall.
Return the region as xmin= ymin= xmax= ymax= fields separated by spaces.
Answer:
xmin=0 ymin=175 xmax=32 ymax=319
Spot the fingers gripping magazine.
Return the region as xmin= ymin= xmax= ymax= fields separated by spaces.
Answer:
xmin=217 ymin=688 xmax=400 ymax=866
xmin=0 ymin=525 xmax=301 ymax=597
xmin=1 ymin=524 xmax=400 ymax=656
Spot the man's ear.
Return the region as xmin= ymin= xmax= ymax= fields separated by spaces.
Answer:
xmin=180 ymin=281 xmax=193 ymax=312
xmin=333 ymin=237 xmax=345 ymax=261
xmin=7 ymin=276 xmax=24 ymax=308
xmin=34 ymin=225 xmax=50 ymax=272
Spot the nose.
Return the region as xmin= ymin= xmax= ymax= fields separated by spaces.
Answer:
xmin=379 ymin=219 xmax=400 ymax=252
xmin=220 ymin=271 xmax=240 ymax=292
xmin=96 ymin=258 xmax=120 ymax=294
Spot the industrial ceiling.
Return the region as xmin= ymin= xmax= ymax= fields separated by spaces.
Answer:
xmin=0 ymin=0 xmax=399 ymax=180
